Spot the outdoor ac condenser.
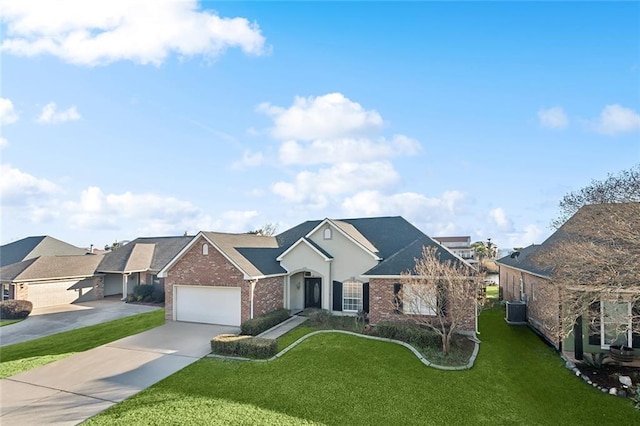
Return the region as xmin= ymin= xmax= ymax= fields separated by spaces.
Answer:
xmin=505 ymin=301 xmax=527 ymax=324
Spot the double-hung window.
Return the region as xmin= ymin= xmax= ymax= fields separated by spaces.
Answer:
xmin=402 ymin=284 xmax=437 ymax=316
xmin=342 ymin=280 xmax=363 ymax=312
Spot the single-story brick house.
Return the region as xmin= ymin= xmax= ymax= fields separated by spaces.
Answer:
xmin=0 ymin=255 xmax=105 ymax=308
xmin=159 ymin=216 xmax=478 ymax=332
xmin=97 ymin=236 xmax=193 ymax=298
xmin=496 ymin=203 xmax=640 ymax=360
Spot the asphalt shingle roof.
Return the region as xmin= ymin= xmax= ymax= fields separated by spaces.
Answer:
xmin=98 ymin=236 xmax=192 ymax=273
xmin=1 ymin=255 xmax=103 ymax=282
xmin=496 ymin=203 xmax=640 ymax=278
xmin=197 ymin=216 xmax=467 ymax=277
xmin=0 ymin=236 xmax=87 ymax=268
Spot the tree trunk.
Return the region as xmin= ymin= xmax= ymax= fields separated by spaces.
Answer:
xmin=441 ymin=333 xmax=450 ymax=355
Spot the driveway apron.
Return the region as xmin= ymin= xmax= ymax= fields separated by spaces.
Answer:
xmin=0 ymin=321 xmax=238 ymax=426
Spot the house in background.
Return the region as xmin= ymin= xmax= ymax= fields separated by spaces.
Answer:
xmin=0 ymin=255 xmax=104 ymax=308
xmin=496 ymin=203 xmax=640 ymax=360
xmin=433 ymin=236 xmax=475 ymax=263
xmin=0 ymin=235 xmax=88 ymax=268
xmin=97 ymin=236 xmax=193 ymax=298
xmin=160 ymin=216 xmax=478 ymax=332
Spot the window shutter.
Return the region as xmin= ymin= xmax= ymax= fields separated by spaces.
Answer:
xmin=363 ymin=282 xmax=370 ymax=313
xmin=588 ymin=302 xmax=601 ymax=346
xmin=333 ymin=281 xmax=343 ymax=311
xmin=393 ymin=283 xmax=403 ymax=313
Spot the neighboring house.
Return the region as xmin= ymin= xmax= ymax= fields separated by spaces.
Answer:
xmin=496 ymin=203 xmax=640 ymax=360
xmin=0 ymin=255 xmax=104 ymax=308
xmin=159 ymin=216 xmax=478 ymax=331
xmin=97 ymin=236 xmax=193 ymax=297
xmin=0 ymin=235 xmax=88 ymax=268
xmin=433 ymin=236 xmax=475 ymax=262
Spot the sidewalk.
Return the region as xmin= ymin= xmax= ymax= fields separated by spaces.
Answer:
xmin=257 ymin=315 xmax=308 ymax=339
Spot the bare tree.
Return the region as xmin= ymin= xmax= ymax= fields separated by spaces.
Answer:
xmin=533 ymin=203 xmax=640 ymax=346
xmin=396 ymin=246 xmax=484 ymax=355
xmin=247 ymin=222 xmax=278 ymax=236
xmin=551 ymin=164 xmax=640 ymax=229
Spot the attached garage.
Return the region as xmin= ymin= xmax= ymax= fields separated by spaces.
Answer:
xmin=174 ymin=285 xmax=241 ymax=326
xmin=27 ymin=279 xmax=97 ymax=308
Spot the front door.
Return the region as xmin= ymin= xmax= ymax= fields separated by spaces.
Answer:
xmin=304 ymin=277 xmax=322 ymax=309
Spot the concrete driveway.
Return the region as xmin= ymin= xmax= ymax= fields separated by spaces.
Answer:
xmin=0 ymin=321 xmax=239 ymax=425
xmin=0 ymin=298 xmax=160 ymax=346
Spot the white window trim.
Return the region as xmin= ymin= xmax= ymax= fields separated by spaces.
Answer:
xmin=202 ymin=243 xmax=209 ymax=256
xmin=323 ymin=227 xmax=332 ymax=240
xmin=402 ymin=284 xmax=437 ymax=316
xmin=600 ymin=300 xmax=632 ymax=349
xmin=342 ymin=280 xmax=363 ymax=313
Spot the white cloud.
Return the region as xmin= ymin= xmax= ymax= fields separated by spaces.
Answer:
xmin=489 ymin=207 xmax=513 ymax=231
xmin=591 ymin=104 xmax=640 ymax=135
xmin=538 ymin=106 xmax=568 ymax=129
xmin=0 ymin=163 xmax=61 ymax=203
xmin=272 ymin=162 xmax=400 ymax=208
xmin=0 ymin=97 xmax=19 ymax=124
xmin=61 ymin=186 xmax=260 ymax=235
xmin=0 ymin=0 xmax=267 ymax=66
xmin=36 ymin=102 xmax=81 ymax=124
xmin=258 ymin=93 xmax=384 ymax=141
xmin=0 ymin=137 xmax=8 ymax=149
xmin=342 ymin=190 xmax=466 ymax=226
xmin=504 ymin=224 xmax=543 ymax=249
xmin=232 ymin=150 xmax=264 ymax=169
xmin=279 ymin=134 xmax=420 ymax=166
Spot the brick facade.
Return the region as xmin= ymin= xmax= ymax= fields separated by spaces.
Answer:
xmin=164 ymin=236 xmax=284 ymax=323
xmin=368 ymin=278 xmax=476 ymax=334
xmin=254 ymin=275 xmax=285 ymax=317
xmin=499 ymin=265 xmax=560 ymax=347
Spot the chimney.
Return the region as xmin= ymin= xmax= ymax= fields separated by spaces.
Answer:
xmin=90 ymin=244 xmax=94 ymax=254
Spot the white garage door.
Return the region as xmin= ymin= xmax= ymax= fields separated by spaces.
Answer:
xmin=175 ymin=286 xmax=241 ymax=326
xmin=28 ymin=280 xmax=79 ymax=308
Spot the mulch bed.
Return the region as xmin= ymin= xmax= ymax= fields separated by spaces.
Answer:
xmin=579 ymin=364 xmax=639 ymax=392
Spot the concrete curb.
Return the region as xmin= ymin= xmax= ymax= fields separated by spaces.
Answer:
xmin=208 ymin=329 xmax=481 ymax=370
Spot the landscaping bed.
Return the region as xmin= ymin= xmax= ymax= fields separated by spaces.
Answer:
xmin=579 ymin=364 xmax=639 ymax=396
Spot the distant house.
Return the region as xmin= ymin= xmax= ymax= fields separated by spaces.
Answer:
xmin=496 ymin=203 xmax=640 ymax=360
xmin=433 ymin=236 xmax=475 ymax=262
xmin=159 ymin=216 xmax=478 ymax=331
xmin=0 ymin=255 xmax=104 ymax=307
xmin=96 ymin=236 xmax=193 ymax=298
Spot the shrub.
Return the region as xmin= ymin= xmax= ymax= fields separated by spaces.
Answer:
xmin=133 ymin=285 xmax=154 ymax=300
xmin=241 ymin=308 xmax=290 ymax=336
xmin=151 ymin=291 xmax=165 ymax=303
xmin=0 ymin=300 xmax=33 ymax=320
xmin=307 ymin=309 xmax=332 ymax=326
xmin=211 ymin=334 xmax=278 ymax=358
xmin=370 ymin=321 xmax=440 ymax=348
xmin=143 ymin=295 xmax=153 ymax=303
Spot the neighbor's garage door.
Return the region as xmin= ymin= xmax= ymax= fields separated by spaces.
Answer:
xmin=28 ymin=281 xmax=79 ymax=308
xmin=175 ymin=286 xmax=241 ymax=326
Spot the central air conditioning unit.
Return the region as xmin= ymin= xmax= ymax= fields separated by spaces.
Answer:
xmin=505 ymin=301 xmax=527 ymax=324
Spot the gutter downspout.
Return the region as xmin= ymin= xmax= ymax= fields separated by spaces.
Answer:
xmin=250 ymin=279 xmax=258 ymax=319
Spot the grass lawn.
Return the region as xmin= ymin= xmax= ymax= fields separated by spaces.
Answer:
xmin=0 ymin=319 xmax=23 ymax=327
xmin=0 ymin=309 xmax=164 ymax=379
xmin=86 ymin=307 xmax=636 ymax=425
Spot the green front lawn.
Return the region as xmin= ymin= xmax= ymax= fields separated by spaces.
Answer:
xmin=0 ymin=309 xmax=164 ymax=378
xmin=0 ymin=319 xmax=23 ymax=327
xmin=87 ymin=308 xmax=636 ymax=425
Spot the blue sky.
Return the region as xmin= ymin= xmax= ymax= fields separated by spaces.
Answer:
xmin=1 ymin=1 xmax=639 ymax=251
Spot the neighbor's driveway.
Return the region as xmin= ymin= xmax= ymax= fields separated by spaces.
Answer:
xmin=0 ymin=321 xmax=239 ymax=425
xmin=0 ymin=298 xmax=160 ymax=346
